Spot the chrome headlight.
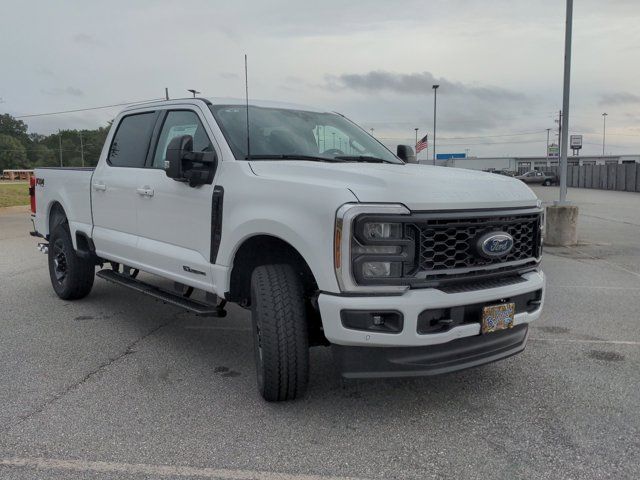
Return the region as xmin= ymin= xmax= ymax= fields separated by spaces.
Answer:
xmin=334 ymin=204 xmax=413 ymax=293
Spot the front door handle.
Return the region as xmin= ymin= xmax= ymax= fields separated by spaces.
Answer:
xmin=136 ymin=187 xmax=154 ymax=197
xmin=93 ymin=182 xmax=106 ymax=191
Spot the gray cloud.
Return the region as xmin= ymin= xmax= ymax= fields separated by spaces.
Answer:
xmin=72 ymin=33 xmax=104 ymax=47
xmin=327 ymin=71 xmax=527 ymax=103
xmin=599 ymin=92 xmax=640 ymax=106
xmin=42 ymin=86 xmax=84 ymax=97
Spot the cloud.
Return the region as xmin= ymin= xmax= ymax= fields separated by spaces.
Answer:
xmin=219 ymin=72 xmax=239 ymax=80
xmin=326 ymin=71 xmax=527 ymax=103
xmin=42 ymin=86 xmax=84 ymax=97
xmin=599 ymin=92 xmax=640 ymax=106
xmin=72 ymin=33 xmax=104 ymax=47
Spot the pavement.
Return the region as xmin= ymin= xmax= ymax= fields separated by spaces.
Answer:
xmin=0 ymin=186 xmax=639 ymax=480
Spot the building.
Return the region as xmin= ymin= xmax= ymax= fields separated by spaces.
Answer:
xmin=440 ymin=154 xmax=640 ymax=173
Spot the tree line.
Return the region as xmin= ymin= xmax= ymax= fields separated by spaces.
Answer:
xmin=0 ymin=113 xmax=111 ymax=171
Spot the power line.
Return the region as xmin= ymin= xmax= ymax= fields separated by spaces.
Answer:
xmin=13 ymin=98 xmax=165 ymax=119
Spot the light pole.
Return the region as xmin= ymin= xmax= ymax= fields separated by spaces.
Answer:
xmin=602 ymin=113 xmax=608 ymax=156
xmin=432 ymin=84 xmax=439 ymax=165
xmin=558 ymin=0 xmax=573 ymax=204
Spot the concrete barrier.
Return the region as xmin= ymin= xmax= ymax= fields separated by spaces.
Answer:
xmin=625 ymin=163 xmax=636 ymax=192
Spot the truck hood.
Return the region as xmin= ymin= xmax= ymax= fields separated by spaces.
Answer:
xmin=248 ymin=161 xmax=539 ymax=210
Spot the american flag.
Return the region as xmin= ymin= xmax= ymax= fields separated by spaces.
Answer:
xmin=416 ymin=134 xmax=428 ymax=154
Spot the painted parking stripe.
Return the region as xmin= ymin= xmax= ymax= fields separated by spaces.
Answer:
xmin=0 ymin=456 xmax=368 ymax=480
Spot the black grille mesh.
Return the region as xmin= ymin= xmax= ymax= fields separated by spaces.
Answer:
xmin=407 ymin=213 xmax=541 ymax=275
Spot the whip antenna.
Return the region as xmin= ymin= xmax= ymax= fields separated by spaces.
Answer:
xmin=244 ymin=54 xmax=251 ymax=160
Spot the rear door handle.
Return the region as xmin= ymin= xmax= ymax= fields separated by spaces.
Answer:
xmin=136 ymin=187 xmax=154 ymax=197
xmin=93 ymin=182 xmax=106 ymax=191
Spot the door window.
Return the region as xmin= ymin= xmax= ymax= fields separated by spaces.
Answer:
xmin=152 ymin=110 xmax=213 ymax=169
xmin=108 ymin=112 xmax=157 ymax=167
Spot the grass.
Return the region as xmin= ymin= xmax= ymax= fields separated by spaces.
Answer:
xmin=0 ymin=182 xmax=29 ymax=208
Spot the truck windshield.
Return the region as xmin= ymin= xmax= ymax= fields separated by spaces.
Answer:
xmin=209 ymin=105 xmax=401 ymax=164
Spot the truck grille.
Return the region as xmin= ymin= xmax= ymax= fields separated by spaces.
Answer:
xmin=405 ymin=211 xmax=542 ymax=282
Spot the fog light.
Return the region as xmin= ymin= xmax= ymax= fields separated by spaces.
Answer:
xmin=341 ymin=310 xmax=403 ymax=333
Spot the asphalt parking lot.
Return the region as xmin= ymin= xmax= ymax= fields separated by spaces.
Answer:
xmin=1 ymin=186 xmax=639 ymax=480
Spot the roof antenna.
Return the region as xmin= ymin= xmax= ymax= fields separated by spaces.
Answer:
xmin=244 ymin=54 xmax=251 ymax=160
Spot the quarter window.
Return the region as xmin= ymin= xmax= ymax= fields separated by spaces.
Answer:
xmin=152 ymin=111 xmax=213 ymax=169
xmin=108 ymin=112 xmax=156 ymax=167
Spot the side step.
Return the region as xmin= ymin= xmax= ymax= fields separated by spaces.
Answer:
xmin=96 ymin=269 xmax=226 ymax=317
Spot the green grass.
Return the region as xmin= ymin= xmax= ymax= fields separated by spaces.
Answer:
xmin=0 ymin=182 xmax=29 ymax=208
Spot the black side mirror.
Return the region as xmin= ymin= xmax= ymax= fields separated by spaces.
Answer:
xmin=397 ymin=145 xmax=417 ymax=163
xmin=165 ymin=135 xmax=216 ymax=187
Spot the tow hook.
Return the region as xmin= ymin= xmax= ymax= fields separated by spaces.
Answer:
xmin=37 ymin=242 xmax=49 ymax=254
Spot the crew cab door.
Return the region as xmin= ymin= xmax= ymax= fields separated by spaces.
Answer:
xmin=135 ymin=107 xmax=220 ymax=291
xmin=91 ymin=111 xmax=159 ymax=264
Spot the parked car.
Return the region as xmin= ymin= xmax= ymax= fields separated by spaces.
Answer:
xmin=30 ymin=98 xmax=545 ymax=401
xmin=516 ymin=170 xmax=557 ymax=186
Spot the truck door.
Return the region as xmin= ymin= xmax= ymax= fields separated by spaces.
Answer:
xmin=91 ymin=111 xmax=158 ymax=265
xmin=135 ymin=108 xmax=220 ymax=291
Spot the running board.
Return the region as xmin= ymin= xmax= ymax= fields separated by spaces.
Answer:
xmin=96 ymin=269 xmax=226 ymax=317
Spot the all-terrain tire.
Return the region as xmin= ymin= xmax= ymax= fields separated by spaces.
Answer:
xmin=48 ymin=223 xmax=95 ymax=300
xmin=250 ymin=264 xmax=309 ymax=401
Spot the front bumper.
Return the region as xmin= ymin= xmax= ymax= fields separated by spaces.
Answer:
xmin=333 ymin=324 xmax=529 ymax=378
xmin=318 ymin=270 xmax=545 ymax=347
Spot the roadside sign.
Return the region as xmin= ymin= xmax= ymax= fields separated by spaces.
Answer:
xmin=436 ymin=153 xmax=467 ymax=160
xmin=548 ymin=144 xmax=560 ymax=158
xmin=570 ymin=135 xmax=582 ymax=150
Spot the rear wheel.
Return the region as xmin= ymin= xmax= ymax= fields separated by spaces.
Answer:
xmin=543 ymin=179 xmax=552 ymax=186
xmin=48 ymin=224 xmax=95 ymax=300
xmin=250 ymin=264 xmax=309 ymax=401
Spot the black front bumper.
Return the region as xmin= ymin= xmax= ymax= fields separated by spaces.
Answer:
xmin=332 ymin=324 xmax=529 ymax=378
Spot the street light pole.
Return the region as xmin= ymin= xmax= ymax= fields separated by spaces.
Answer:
xmin=558 ymin=0 xmax=573 ymax=204
xmin=432 ymin=84 xmax=439 ymax=165
xmin=602 ymin=112 xmax=608 ymax=156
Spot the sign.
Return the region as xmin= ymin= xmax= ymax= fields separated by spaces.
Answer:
xmin=436 ymin=153 xmax=467 ymax=160
xmin=570 ymin=135 xmax=582 ymax=150
xmin=548 ymin=144 xmax=559 ymax=158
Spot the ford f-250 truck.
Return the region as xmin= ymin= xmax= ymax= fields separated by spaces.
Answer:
xmin=30 ymin=98 xmax=545 ymax=401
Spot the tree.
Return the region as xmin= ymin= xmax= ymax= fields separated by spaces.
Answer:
xmin=0 ymin=134 xmax=27 ymax=171
xmin=0 ymin=114 xmax=29 ymax=146
xmin=30 ymin=144 xmax=57 ymax=167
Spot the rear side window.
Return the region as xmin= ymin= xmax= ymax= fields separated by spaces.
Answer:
xmin=108 ymin=112 xmax=156 ymax=167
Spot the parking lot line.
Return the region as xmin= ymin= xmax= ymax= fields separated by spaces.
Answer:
xmin=0 ymin=457 xmax=368 ymax=480
xmin=530 ymin=337 xmax=640 ymax=346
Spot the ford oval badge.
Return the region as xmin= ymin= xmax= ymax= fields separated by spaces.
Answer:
xmin=477 ymin=232 xmax=514 ymax=258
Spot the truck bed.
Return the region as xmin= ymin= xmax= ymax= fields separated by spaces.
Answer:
xmin=33 ymin=167 xmax=95 ymax=242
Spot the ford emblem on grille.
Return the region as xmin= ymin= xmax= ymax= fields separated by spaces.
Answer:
xmin=477 ymin=232 xmax=514 ymax=258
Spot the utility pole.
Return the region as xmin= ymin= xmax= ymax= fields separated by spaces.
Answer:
xmin=546 ymin=128 xmax=551 ymax=163
xmin=602 ymin=112 xmax=608 ymax=156
xmin=79 ymin=131 xmax=85 ymax=167
xmin=432 ymin=84 xmax=439 ymax=165
xmin=58 ymin=130 xmax=63 ymax=167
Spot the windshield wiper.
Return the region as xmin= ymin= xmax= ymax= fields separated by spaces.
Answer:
xmin=248 ymin=154 xmax=345 ymax=163
xmin=334 ymin=155 xmax=394 ymax=163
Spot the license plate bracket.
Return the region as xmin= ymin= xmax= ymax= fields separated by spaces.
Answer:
xmin=481 ymin=302 xmax=516 ymax=334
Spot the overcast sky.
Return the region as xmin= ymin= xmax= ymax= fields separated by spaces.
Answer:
xmin=2 ymin=0 xmax=639 ymax=157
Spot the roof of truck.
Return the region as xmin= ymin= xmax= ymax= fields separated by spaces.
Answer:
xmin=121 ymin=97 xmax=329 ymax=114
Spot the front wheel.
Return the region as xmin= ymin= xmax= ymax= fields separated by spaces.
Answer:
xmin=48 ymin=224 xmax=95 ymax=300
xmin=543 ymin=179 xmax=552 ymax=186
xmin=250 ymin=264 xmax=309 ymax=401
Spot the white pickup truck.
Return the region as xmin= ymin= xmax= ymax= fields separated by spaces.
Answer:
xmin=30 ymin=98 xmax=545 ymax=401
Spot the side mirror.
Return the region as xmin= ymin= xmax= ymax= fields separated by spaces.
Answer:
xmin=397 ymin=145 xmax=417 ymax=163
xmin=165 ymin=135 xmax=216 ymax=187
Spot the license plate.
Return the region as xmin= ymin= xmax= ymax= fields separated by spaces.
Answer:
xmin=481 ymin=303 xmax=516 ymax=334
